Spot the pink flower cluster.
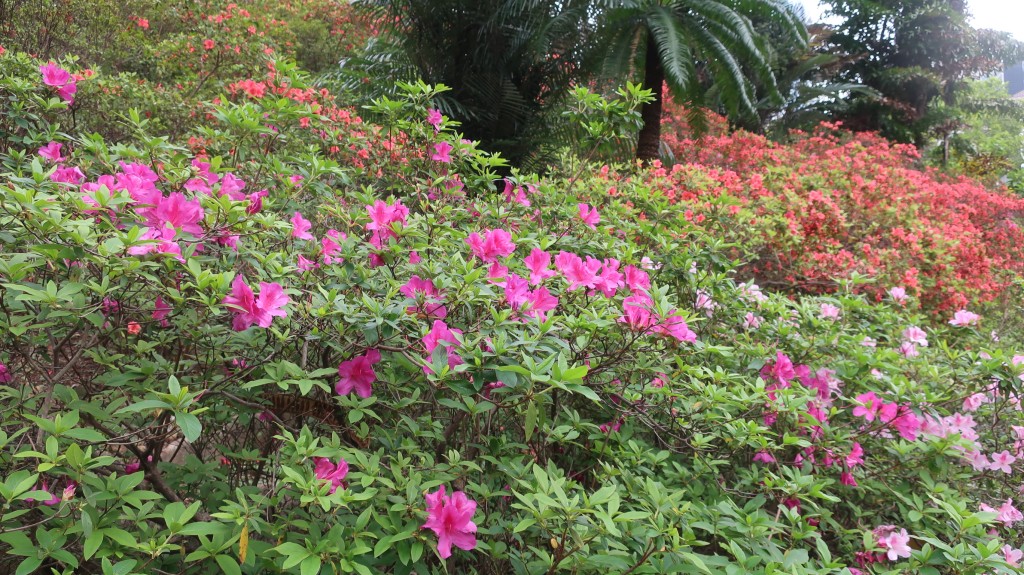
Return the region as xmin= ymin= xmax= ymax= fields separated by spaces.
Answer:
xmin=313 ymin=457 xmax=349 ymax=494
xmin=336 ymin=350 xmax=383 ymax=398
xmin=422 ymin=486 xmax=477 ymax=559
xmin=40 ymin=63 xmax=76 ymax=104
xmin=366 ymin=199 xmax=409 ymax=249
xmin=222 ymin=276 xmax=289 ymax=331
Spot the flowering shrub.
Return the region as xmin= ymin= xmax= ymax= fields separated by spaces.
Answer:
xmin=623 ymin=100 xmax=1024 ymax=313
xmin=2 ymin=30 xmax=1024 ymax=575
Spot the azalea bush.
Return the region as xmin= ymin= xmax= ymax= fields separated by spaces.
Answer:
xmin=2 ymin=27 xmax=1024 ymax=575
xmin=630 ymin=100 xmax=1024 ymax=314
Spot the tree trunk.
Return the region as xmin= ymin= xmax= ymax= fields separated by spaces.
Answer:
xmin=636 ymin=31 xmax=665 ymax=164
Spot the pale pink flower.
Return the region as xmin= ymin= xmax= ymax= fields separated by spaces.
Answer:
xmin=902 ymin=326 xmax=928 ymax=346
xmin=819 ymin=303 xmax=841 ymax=319
xmin=290 ymin=212 xmax=314 ymax=240
xmin=297 ymin=254 xmax=318 ymax=271
xmin=222 ymin=276 xmax=289 ymax=331
xmin=888 ymin=286 xmax=908 ymax=303
xmin=577 ymin=203 xmax=600 ymax=228
xmin=743 ymin=312 xmax=762 ymax=329
xmin=1002 ymin=544 xmax=1023 ymax=567
xmin=949 ymin=309 xmax=980 ymax=327
xmin=861 ymin=336 xmax=877 ymax=347
xmin=881 ymin=529 xmax=912 ymax=561
xmin=422 ymin=486 xmax=477 ymax=559
xmin=990 ymin=450 xmax=1017 ymax=474
xmin=322 ymin=229 xmax=346 ymax=264
xmin=898 ymin=342 xmax=919 ymax=357
xmin=962 ymin=393 xmax=987 ymax=412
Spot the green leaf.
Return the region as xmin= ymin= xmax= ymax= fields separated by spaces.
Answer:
xmin=175 ymin=412 xmax=202 ymax=442
xmin=215 ymin=554 xmax=243 ymax=575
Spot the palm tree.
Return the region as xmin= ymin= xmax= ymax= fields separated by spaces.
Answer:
xmin=341 ymin=0 xmax=603 ymax=165
xmin=596 ymin=0 xmax=806 ymax=162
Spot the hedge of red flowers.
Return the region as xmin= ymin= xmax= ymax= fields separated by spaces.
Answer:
xmin=625 ymin=100 xmax=1024 ymax=312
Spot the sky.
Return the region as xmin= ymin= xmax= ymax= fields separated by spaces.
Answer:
xmin=797 ymin=0 xmax=1024 ymax=41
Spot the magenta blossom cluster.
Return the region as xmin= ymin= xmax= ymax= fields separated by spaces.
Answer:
xmin=313 ymin=457 xmax=349 ymax=494
xmin=422 ymin=486 xmax=477 ymax=559
xmin=222 ymin=276 xmax=290 ymax=331
xmin=40 ymin=63 xmax=76 ymax=103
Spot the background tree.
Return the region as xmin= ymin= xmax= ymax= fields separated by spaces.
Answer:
xmin=818 ymin=0 xmax=1023 ymax=146
xmin=339 ymin=0 xmax=601 ymax=165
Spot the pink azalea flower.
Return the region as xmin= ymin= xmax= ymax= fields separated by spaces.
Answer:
xmin=465 ymin=229 xmax=516 ymax=263
xmin=50 ymin=166 xmax=85 ymax=185
xmin=322 ymin=230 xmax=346 ymax=264
xmin=409 ymin=251 xmax=421 ymax=264
xmin=881 ymin=529 xmax=912 ymax=561
xmin=840 ymin=471 xmax=858 ymax=486
xmin=949 ymin=309 xmax=980 ymax=327
xmin=898 ymin=342 xmax=919 ymax=357
xmin=147 ymin=193 xmax=205 ymax=236
xmin=401 ymin=275 xmax=447 ymax=318
xmin=694 ymin=290 xmax=717 ymax=316
xmin=852 ymin=392 xmax=882 ymax=421
xmin=40 ymin=63 xmax=71 ymax=86
xmin=127 ymin=227 xmax=184 ymax=261
xmin=297 ymin=254 xmax=318 ymax=271
xmin=503 ymin=274 xmax=530 ymax=309
xmin=38 ymin=142 xmax=64 ymax=163
xmin=620 ymin=293 xmax=656 ymax=330
xmin=423 ymin=320 xmax=463 ymax=373
xmin=820 ymin=303 xmax=841 ymax=319
xmin=222 ymin=276 xmax=290 ymax=331
xmin=593 ymin=259 xmax=624 ymax=298
xmin=655 ymin=311 xmax=697 ymax=343
xmin=966 ymin=450 xmax=990 ymax=472
xmin=522 ymin=287 xmax=558 ymax=320
xmin=990 ymin=450 xmax=1017 ymax=474
xmin=888 ymin=286 xmax=908 ymax=303
xmin=487 ymin=261 xmax=509 ymax=281
xmin=152 ymin=296 xmax=171 ymax=327
xmin=753 ymin=450 xmax=775 ymax=463
xmin=902 ymin=326 xmax=928 ymax=346
xmin=578 ymin=203 xmax=600 ymax=228
xmin=422 ymin=486 xmax=477 ymax=559
xmin=56 ymin=82 xmax=77 ymax=103
xmin=366 ymin=199 xmax=408 ymax=248
xmin=0 ymin=362 xmax=11 ymax=384
xmin=623 ymin=265 xmax=650 ymax=293
xmin=761 ymin=352 xmax=796 ymax=386
xmin=336 ymin=350 xmax=382 ymax=398
xmin=290 ymin=211 xmax=314 ymax=240
xmin=555 ymin=251 xmax=602 ymax=291
xmin=861 ymin=336 xmax=877 ymax=347
xmin=246 ymin=190 xmax=267 ymax=214
xmin=962 ymin=392 xmax=987 ymax=412
xmin=502 ymin=180 xmax=531 ymax=207
xmin=1002 ymin=544 xmax=1023 ymax=567
xmin=313 ymin=457 xmax=349 ymax=494
xmin=218 ymin=173 xmax=246 ymax=200
xmin=743 ymin=312 xmax=763 ymax=329
xmin=523 ymin=248 xmax=555 ymax=285
xmin=885 ymin=407 xmax=921 ymax=441
xmin=840 ymin=439 xmax=863 ymax=464
xmin=431 ymin=141 xmax=453 ymax=163
xmin=426 ymin=109 xmax=443 ymax=131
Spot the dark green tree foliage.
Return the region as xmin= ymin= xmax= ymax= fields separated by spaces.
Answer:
xmin=821 ymin=0 xmax=1024 ymax=145
xmin=596 ymin=0 xmax=805 ymax=161
xmin=347 ymin=0 xmax=602 ymax=165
